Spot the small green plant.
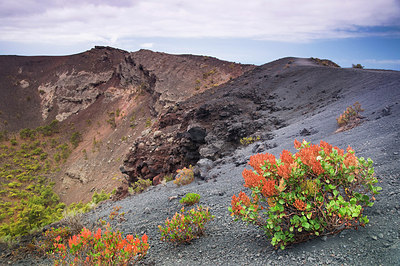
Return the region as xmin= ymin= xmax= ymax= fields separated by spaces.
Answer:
xmin=230 ymin=139 xmax=381 ymax=250
xmin=10 ymin=138 xmax=17 ymax=146
xmin=158 ymin=206 xmax=214 ymax=244
xmin=91 ymin=190 xmax=110 ymax=205
xmin=132 ymin=178 xmax=152 ymax=194
xmin=49 ymin=225 xmax=148 ymax=265
xmin=180 ymin=193 xmax=201 ymax=206
xmin=337 ymin=102 xmax=364 ymax=129
xmin=163 ymin=174 xmax=174 ymax=182
xmin=145 ymin=118 xmax=152 ymax=128
xmin=240 ymin=136 xmax=261 ymax=146
xmin=174 ymin=167 xmax=194 ymax=187
xmin=352 ymin=63 xmax=364 ymax=69
xmin=115 ymin=108 xmax=121 ymax=117
xmin=19 ymin=128 xmax=37 ymax=140
xmin=69 ymin=131 xmax=82 ymax=148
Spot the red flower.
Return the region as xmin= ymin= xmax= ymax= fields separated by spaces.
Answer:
xmin=262 ymin=179 xmax=277 ymax=197
xmin=231 ymin=191 xmax=251 ymax=216
xmin=248 ymin=153 xmax=276 ymax=175
xmin=126 ymin=234 xmax=133 ymax=242
xmin=142 ymin=233 xmax=148 ymax=243
xmin=296 ymin=144 xmax=324 ymax=175
xmin=293 ymin=199 xmax=307 ymax=211
xmin=242 ymin=169 xmax=266 ymax=188
xmin=320 ymin=140 xmax=332 ymax=154
xmin=294 ymin=139 xmax=302 ymax=149
xmin=81 ymin=227 xmax=91 ymax=239
xmin=94 ymin=228 xmax=101 ymax=240
xmin=69 ymin=235 xmax=79 ymax=248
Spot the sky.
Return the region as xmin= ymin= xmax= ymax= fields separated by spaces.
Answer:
xmin=1 ymin=0 xmax=400 ymax=70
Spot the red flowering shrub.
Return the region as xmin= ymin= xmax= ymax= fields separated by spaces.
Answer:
xmin=159 ymin=206 xmax=214 ymax=244
xmin=229 ymin=139 xmax=381 ymax=249
xmin=37 ymin=227 xmax=73 ymax=255
xmin=49 ymin=224 xmax=148 ymax=265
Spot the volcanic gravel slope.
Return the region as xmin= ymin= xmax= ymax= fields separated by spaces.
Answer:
xmin=5 ymin=58 xmax=400 ymax=265
xmin=81 ymin=60 xmax=400 ymax=266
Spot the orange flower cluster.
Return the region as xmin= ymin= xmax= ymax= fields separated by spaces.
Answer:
xmin=294 ymin=139 xmax=302 ymax=149
xmin=319 ymin=140 xmax=332 ymax=154
xmin=293 ymin=199 xmax=307 ymax=211
xmin=262 ymin=179 xmax=277 ymax=197
xmin=231 ymin=191 xmax=251 ymax=216
xmin=249 ymin=153 xmax=276 ymax=175
xmin=52 ymin=226 xmax=149 ymax=265
xmin=277 ymin=150 xmax=294 ymax=179
xmin=343 ymin=146 xmax=359 ymax=174
xmin=242 ymin=169 xmax=266 ymax=188
xmin=295 ymin=141 xmax=324 ymax=175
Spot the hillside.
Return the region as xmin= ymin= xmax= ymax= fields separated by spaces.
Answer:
xmin=0 ymin=46 xmax=253 ymax=205
xmin=98 ymin=59 xmax=400 ymax=265
xmin=0 ymin=49 xmax=399 ymax=265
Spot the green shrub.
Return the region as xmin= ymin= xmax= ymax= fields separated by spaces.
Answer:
xmin=240 ymin=136 xmax=261 ymax=146
xmin=91 ymin=190 xmax=110 ymax=205
xmin=37 ymin=120 xmax=59 ymax=136
xmin=19 ymin=128 xmax=37 ymax=140
xmin=133 ymin=178 xmax=152 ymax=194
xmin=230 ymin=139 xmax=380 ymax=249
xmin=69 ymin=131 xmax=82 ymax=148
xmin=10 ymin=138 xmax=17 ymax=146
xmin=159 ymin=206 xmax=214 ymax=244
xmin=352 ymin=64 xmax=364 ymax=69
xmin=164 ymin=174 xmax=174 ymax=182
xmin=174 ymin=167 xmax=194 ymax=187
xmin=180 ymin=193 xmax=201 ymax=206
xmin=145 ymin=118 xmax=152 ymax=128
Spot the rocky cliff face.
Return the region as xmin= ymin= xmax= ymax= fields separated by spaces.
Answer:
xmin=0 ymin=46 xmax=253 ymax=203
xmin=122 ymin=56 xmax=394 ymax=186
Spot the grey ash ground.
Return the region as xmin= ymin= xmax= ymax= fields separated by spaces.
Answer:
xmin=3 ymin=57 xmax=400 ymax=265
xmin=86 ymin=61 xmax=400 ymax=265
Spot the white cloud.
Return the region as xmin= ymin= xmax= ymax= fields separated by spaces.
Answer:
xmin=140 ymin=43 xmax=154 ymax=49
xmin=0 ymin=0 xmax=399 ymax=44
xmin=363 ymin=59 xmax=400 ymax=65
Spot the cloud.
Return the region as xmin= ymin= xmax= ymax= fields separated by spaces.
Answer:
xmin=363 ymin=59 xmax=400 ymax=65
xmin=140 ymin=43 xmax=154 ymax=49
xmin=0 ymin=0 xmax=399 ymax=45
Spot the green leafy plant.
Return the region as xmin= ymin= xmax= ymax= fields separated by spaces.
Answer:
xmin=145 ymin=118 xmax=152 ymax=128
xmin=69 ymin=131 xmax=82 ymax=148
xmin=180 ymin=193 xmax=201 ymax=206
xmin=337 ymin=102 xmax=364 ymax=129
xmin=49 ymin=225 xmax=148 ymax=265
xmin=240 ymin=136 xmax=261 ymax=146
xmin=92 ymin=190 xmax=110 ymax=205
xmin=163 ymin=174 xmax=174 ymax=182
xmin=132 ymin=178 xmax=152 ymax=194
xmin=229 ymin=139 xmax=381 ymax=249
xmin=352 ymin=63 xmax=364 ymax=69
xmin=158 ymin=206 xmax=214 ymax=244
xmin=174 ymin=166 xmax=194 ymax=187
